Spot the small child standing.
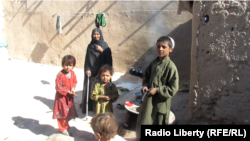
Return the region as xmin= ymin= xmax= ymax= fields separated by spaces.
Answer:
xmin=52 ymin=55 xmax=78 ymax=136
xmin=91 ymin=64 xmax=119 ymax=114
xmin=90 ymin=112 xmax=126 ymax=141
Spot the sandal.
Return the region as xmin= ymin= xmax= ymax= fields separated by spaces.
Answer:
xmin=136 ymin=67 xmax=143 ymax=78
xmin=116 ymin=103 xmax=125 ymax=110
xmin=130 ymin=67 xmax=136 ymax=75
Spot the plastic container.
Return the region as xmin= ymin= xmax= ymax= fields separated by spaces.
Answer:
xmin=125 ymin=101 xmax=133 ymax=107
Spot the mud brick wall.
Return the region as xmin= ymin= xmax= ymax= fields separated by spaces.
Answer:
xmin=190 ymin=1 xmax=250 ymax=124
xmin=1 ymin=1 xmax=192 ymax=82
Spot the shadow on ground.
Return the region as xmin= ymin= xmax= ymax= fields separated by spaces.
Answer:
xmin=41 ymin=80 xmax=50 ymax=85
xmin=34 ymin=96 xmax=54 ymax=111
xmin=33 ymin=90 xmax=95 ymax=119
xmin=12 ymin=116 xmax=97 ymax=141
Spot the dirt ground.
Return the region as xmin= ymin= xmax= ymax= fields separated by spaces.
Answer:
xmin=0 ymin=59 xmax=189 ymax=141
xmin=0 ymin=59 xmax=141 ymax=141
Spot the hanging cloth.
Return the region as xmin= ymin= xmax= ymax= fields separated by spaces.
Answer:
xmin=95 ymin=13 xmax=106 ymax=28
xmin=56 ymin=15 xmax=62 ymax=34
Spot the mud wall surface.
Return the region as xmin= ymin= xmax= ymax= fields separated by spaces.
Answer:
xmin=190 ymin=1 xmax=250 ymax=124
xmin=2 ymin=1 xmax=192 ymax=82
xmin=0 ymin=1 xmax=3 ymax=41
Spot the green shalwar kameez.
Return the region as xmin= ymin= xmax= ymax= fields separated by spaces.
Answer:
xmin=136 ymin=57 xmax=179 ymax=138
xmin=91 ymin=82 xmax=119 ymax=114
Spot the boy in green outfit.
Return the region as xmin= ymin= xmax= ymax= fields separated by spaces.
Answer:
xmin=91 ymin=64 xmax=119 ymax=114
xmin=136 ymin=36 xmax=179 ymax=140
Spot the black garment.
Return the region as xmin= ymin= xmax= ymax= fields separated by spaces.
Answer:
xmin=95 ymin=14 xmax=100 ymax=28
xmin=81 ymin=75 xmax=97 ymax=113
xmin=81 ymin=28 xmax=113 ymax=114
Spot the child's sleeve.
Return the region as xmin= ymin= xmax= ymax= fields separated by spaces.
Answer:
xmin=55 ymin=73 xmax=68 ymax=96
xmin=110 ymin=84 xmax=119 ymax=102
xmin=72 ymin=71 xmax=77 ymax=88
xmin=157 ymin=67 xmax=179 ymax=100
xmin=142 ymin=63 xmax=151 ymax=88
xmin=91 ymin=83 xmax=100 ymax=101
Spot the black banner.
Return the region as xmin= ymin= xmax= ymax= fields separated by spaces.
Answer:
xmin=141 ymin=125 xmax=250 ymax=139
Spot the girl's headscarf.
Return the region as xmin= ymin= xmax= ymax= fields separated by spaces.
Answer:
xmin=90 ymin=28 xmax=104 ymax=44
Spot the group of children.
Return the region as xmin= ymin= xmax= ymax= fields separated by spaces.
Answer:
xmin=52 ymin=54 xmax=120 ymax=139
xmin=52 ymin=36 xmax=179 ymax=141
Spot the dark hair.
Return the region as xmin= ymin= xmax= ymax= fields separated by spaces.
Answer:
xmin=98 ymin=64 xmax=114 ymax=76
xmin=90 ymin=112 xmax=118 ymax=139
xmin=61 ymin=55 xmax=76 ymax=67
xmin=157 ymin=36 xmax=173 ymax=48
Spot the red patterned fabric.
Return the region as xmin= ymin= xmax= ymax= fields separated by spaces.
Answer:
xmin=57 ymin=119 xmax=70 ymax=132
xmin=52 ymin=70 xmax=78 ymax=120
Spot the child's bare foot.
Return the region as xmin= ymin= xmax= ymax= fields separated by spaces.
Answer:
xmin=61 ymin=130 xmax=70 ymax=136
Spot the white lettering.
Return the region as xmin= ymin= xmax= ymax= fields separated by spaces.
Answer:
xmin=223 ymin=129 xmax=229 ymax=136
xmin=217 ymin=129 xmax=222 ymax=136
xmin=238 ymin=129 xmax=243 ymax=136
xmin=145 ymin=129 xmax=171 ymax=136
xmin=157 ymin=129 xmax=162 ymax=136
xmin=210 ymin=129 xmax=217 ymax=136
xmin=200 ymin=130 xmax=204 ymax=138
xmin=152 ymin=131 xmax=157 ymax=136
xmin=145 ymin=129 xmax=151 ymax=136
xmin=165 ymin=130 xmax=171 ymax=136
xmin=174 ymin=129 xmax=204 ymax=138
xmin=174 ymin=129 xmax=179 ymax=136
xmin=231 ymin=129 xmax=237 ymax=136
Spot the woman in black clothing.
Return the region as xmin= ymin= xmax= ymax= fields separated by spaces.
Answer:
xmin=81 ymin=28 xmax=113 ymax=114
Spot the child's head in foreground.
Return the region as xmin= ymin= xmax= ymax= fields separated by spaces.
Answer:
xmin=61 ymin=55 xmax=76 ymax=73
xmin=90 ymin=112 xmax=118 ymax=141
xmin=98 ymin=64 xmax=114 ymax=85
xmin=156 ymin=36 xmax=175 ymax=59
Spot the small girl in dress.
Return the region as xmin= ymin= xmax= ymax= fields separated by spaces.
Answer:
xmin=91 ymin=64 xmax=119 ymax=114
xmin=52 ymin=55 xmax=78 ymax=136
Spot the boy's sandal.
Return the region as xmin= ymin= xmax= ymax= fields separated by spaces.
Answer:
xmin=116 ymin=103 xmax=125 ymax=110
